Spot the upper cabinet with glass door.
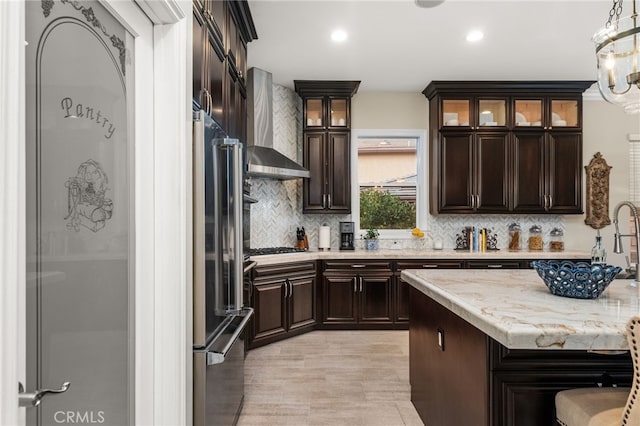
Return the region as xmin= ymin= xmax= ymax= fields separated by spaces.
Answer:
xmin=304 ymin=98 xmax=324 ymax=127
xmin=303 ymin=96 xmax=351 ymax=129
xmin=550 ymin=99 xmax=579 ymax=128
xmin=426 ymin=81 xmax=593 ymax=131
xmin=440 ymin=97 xmax=507 ymax=129
xmin=514 ymin=97 xmax=580 ymax=129
xmin=298 ymin=81 xmax=361 ymax=131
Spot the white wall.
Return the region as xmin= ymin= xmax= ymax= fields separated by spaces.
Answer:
xmin=352 ymin=92 xmax=429 ymax=129
xmin=565 ymin=100 xmax=640 ymax=265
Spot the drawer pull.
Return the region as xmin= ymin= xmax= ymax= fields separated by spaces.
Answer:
xmin=351 ymin=264 xmax=367 ymax=268
xmin=422 ymin=264 xmax=438 ymax=268
xmin=486 ymin=264 xmax=503 ymax=268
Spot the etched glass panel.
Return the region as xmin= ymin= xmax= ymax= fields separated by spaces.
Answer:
xmin=26 ymin=1 xmax=134 ymax=424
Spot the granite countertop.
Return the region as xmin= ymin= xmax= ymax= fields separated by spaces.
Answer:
xmin=401 ymin=268 xmax=640 ymax=351
xmin=250 ymin=249 xmax=591 ymax=266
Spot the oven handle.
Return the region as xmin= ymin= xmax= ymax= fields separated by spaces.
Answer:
xmin=243 ymin=261 xmax=257 ymax=274
xmin=206 ymin=308 xmax=254 ymax=365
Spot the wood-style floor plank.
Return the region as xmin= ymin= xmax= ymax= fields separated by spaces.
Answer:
xmin=239 ymin=330 xmax=424 ymax=426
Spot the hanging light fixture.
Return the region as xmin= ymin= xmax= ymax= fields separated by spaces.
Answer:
xmin=593 ymin=0 xmax=640 ymax=113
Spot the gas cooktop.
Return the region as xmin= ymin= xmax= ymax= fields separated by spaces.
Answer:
xmin=249 ymin=247 xmax=307 ymax=256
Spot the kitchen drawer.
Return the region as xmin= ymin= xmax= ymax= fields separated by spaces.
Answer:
xmin=253 ymin=261 xmax=316 ymax=280
xmin=323 ymin=260 xmax=392 ymax=272
xmin=465 ymin=260 xmax=521 ymax=269
xmin=396 ymin=260 xmax=464 ymax=271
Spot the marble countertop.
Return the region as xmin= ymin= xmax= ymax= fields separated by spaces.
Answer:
xmin=401 ymin=269 xmax=640 ymax=351
xmin=250 ymin=249 xmax=591 ymax=266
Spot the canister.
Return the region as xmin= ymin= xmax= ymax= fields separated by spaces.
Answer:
xmin=549 ymin=228 xmax=564 ymax=252
xmin=508 ymin=223 xmax=521 ymax=251
xmin=528 ymin=225 xmax=543 ymax=251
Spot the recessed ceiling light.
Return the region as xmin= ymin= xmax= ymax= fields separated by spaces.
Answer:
xmin=466 ymin=30 xmax=484 ymax=43
xmin=331 ymin=29 xmax=348 ymax=43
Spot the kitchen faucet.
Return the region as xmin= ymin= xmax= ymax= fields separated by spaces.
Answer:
xmin=612 ymin=201 xmax=640 ymax=280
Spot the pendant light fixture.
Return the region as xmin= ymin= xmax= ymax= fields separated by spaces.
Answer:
xmin=593 ymin=0 xmax=640 ymax=113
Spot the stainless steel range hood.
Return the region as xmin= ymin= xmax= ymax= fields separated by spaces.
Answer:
xmin=247 ymin=67 xmax=310 ymax=179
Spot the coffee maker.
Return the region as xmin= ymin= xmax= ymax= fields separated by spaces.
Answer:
xmin=339 ymin=221 xmax=355 ymax=250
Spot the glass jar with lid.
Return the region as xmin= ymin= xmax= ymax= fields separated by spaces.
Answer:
xmin=528 ymin=225 xmax=543 ymax=251
xmin=549 ymin=228 xmax=564 ymax=252
xmin=508 ymin=223 xmax=521 ymax=251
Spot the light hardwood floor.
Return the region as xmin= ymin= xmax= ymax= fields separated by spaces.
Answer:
xmin=238 ymin=330 xmax=424 ymax=426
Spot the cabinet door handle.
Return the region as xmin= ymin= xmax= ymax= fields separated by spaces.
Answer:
xmin=476 ymin=194 xmax=480 ymax=209
xmin=359 ymin=277 xmax=363 ymax=293
xmin=327 ymin=194 xmax=331 ymax=208
xmin=544 ymin=194 xmax=550 ymax=211
xmin=323 ymin=194 xmax=327 ymax=209
xmin=284 ymin=280 xmax=289 ymax=298
xmin=548 ymin=195 xmax=553 ymax=209
xmin=288 ymin=281 xmax=293 ymax=299
xmin=353 ymin=277 xmax=357 ymax=293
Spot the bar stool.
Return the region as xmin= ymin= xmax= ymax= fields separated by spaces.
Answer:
xmin=555 ymin=316 xmax=640 ymax=426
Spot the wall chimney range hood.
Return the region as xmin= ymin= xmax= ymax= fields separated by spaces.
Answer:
xmin=247 ymin=67 xmax=310 ymax=179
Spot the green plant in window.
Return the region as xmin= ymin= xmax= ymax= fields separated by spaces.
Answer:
xmin=363 ymin=228 xmax=379 ymax=240
xmin=360 ymin=188 xmax=416 ymax=230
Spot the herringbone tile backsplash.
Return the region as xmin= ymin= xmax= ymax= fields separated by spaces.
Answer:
xmin=249 ymin=84 xmax=563 ymax=250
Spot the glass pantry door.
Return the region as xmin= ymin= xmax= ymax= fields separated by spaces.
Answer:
xmin=24 ymin=1 xmax=143 ymax=424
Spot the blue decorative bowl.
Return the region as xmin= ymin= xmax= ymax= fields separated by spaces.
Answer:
xmin=531 ymin=260 xmax=622 ymax=299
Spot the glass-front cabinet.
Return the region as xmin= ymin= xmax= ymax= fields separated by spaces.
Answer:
xmin=329 ymin=98 xmax=348 ymax=127
xmin=441 ymin=97 xmax=507 ymax=128
xmin=550 ymin=99 xmax=579 ymax=127
xmin=514 ymin=97 xmax=579 ymax=129
xmin=442 ymin=99 xmax=470 ymax=127
xmin=305 ymin=98 xmax=323 ymax=127
xmin=303 ymin=96 xmax=350 ymax=129
xmin=514 ymin=99 xmax=543 ymax=127
xmin=440 ymin=94 xmax=581 ymax=130
xmin=477 ymin=99 xmax=506 ymax=127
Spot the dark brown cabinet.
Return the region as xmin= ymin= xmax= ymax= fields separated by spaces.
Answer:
xmin=295 ymin=81 xmax=360 ymax=214
xmin=321 ymin=261 xmax=393 ymax=328
xmin=512 ymin=131 xmax=582 ymax=213
xmin=249 ymin=261 xmax=317 ymax=349
xmin=423 ymin=81 xmax=593 ymax=215
xmin=437 ymin=131 xmax=509 ymax=213
xmin=192 ymin=1 xmax=256 ymax=138
xmin=302 ymin=131 xmax=351 ymax=213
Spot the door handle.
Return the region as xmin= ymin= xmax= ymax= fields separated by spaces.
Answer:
xmin=353 ymin=277 xmax=357 ymax=293
xmin=18 ymin=381 xmax=70 ymax=407
xmin=359 ymin=277 xmax=363 ymax=293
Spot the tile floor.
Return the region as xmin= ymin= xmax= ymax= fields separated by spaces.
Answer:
xmin=238 ymin=330 xmax=424 ymax=426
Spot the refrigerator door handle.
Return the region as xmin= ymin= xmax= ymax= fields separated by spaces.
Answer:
xmin=207 ymin=308 xmax=254 ymax=366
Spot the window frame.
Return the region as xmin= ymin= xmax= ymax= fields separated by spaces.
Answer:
xmin=351 ymin=129 xmax=428 ymax=239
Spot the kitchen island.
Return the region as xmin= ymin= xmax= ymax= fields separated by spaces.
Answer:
xmin=401 ymin=269 xmax=639 ymax=426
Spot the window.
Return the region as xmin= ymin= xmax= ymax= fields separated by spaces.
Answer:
xmin=351 ymin=129 xmax=427 ymax=237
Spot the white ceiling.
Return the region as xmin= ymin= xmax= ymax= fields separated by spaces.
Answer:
xmin=246 ymin=0 xmax=613 ymax=94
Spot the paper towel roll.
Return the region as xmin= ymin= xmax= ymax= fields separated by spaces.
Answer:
xmin=319 ymin=225 xmax=331 ymax=250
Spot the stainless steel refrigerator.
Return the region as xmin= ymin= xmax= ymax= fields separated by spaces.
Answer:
xmin=192 ymin=109 xmax=253 ymax=426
